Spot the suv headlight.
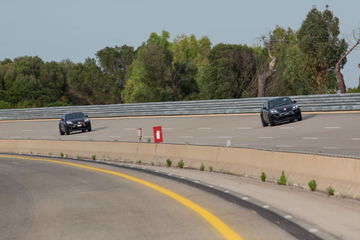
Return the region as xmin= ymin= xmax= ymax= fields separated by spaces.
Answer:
xmin=66 ymin=121 xmax=73 ymax=124
xmin=292 ymin=104 xmax=299 ymax=110
xmin=270 ymin=109 xmax=278 ymax=114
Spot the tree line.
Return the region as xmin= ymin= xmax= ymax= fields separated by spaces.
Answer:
xmin=0 ymin=7 xmax=357 ymax=109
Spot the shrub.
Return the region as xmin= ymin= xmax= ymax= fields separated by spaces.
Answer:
xmin=177 ymin=160 xmax=184 ymax=168
xmin=308 ymin=180 xmax=317 ymax=191
xmin=199 ymin=163 xmax=205 ymax=171
xmin=137 ymin=160 xmax=142 ymax=164
xmin=260 ymin=172 xmax=267 ymax=182
xmin=208 ymin=166 xmax=213 ymax=172
xmin=92 ymin=155 xmax=96 ymax=161
xmin=277 ymin=171 xmax=287 ymax=185
xmin=166 ymin=159 xmax=172 ymax=167
xmin=60 ymin=152 xmax=64 ymax=158
xmin=327 ymin=186 xmax=335 ymax=196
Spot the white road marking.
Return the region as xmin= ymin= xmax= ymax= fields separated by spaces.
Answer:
xmin=322 ymin=146 xmax=339 ymax=150
xmin=109 ymin=136 xmax=122 ymax=138
xmin=198 ymin=127 xmax=212 ymax=130
xmin=124 ymin=128 xmax=136 ymax=130
xmin=180 ymin=136 xmax=194 ymax=138
xmin=218 ymin=136 xmax=233 ymax=139
xmin=308 ymin=229 xmax=318 ymax=233
xmin=194 ymin=180 xmax=199 ymax=183
xmin=324 ymin=126 xmax=341 ymax=129
xmin=224 ymin=190 xmax=230 ymax=193
xmin=23 ymin=130 xmax=33 ymax=132
xmin=262 ymin=205 xmax=269 ymax=209
xmin=168 ymin=173 xmax=172 ymax=176
xmin=180 ymin=176 xmax=185 ymax=179
xmin=351 ymin=138 xmax=360 ymax=141
xmin=234 ymin=143 xmax=249 ymax=147
xmin=209 ymin=185 xmax=214 ymax=188
xmin=241 ymin=197 xmax=249 ymax=200
xmin=302 ymin=137 xmax=319 ymax=140
xmin=258 ymin=136 xmax=273 ymax=139
xmin=275 ymin=145 xmax=293 ymax=148
xmin=237 ymin=127 xmax=253 ymax=130
xmin=280 ymin=127 xmax=294 ymax=129
xmin=284 ymin=215 xmax=292 ymax=219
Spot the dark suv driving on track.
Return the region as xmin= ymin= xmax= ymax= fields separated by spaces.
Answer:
xmin=260 ymin=97 xmax=302 ymax=127
xmin=59 ymin=112 xmax=91 ymax=135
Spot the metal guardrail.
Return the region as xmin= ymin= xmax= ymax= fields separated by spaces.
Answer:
xmin=1 ymin=93 xmax=360 ymax=120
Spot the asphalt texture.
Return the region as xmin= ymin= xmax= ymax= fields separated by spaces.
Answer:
xmin=0 ymin=156 xmax=299 ymax=240
xmin=0 ymin=112 xmax=359 ymax=158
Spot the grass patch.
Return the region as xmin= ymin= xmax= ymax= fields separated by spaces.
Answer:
xmin=308 ymin=179 xmax=317 ymax=191
xmin=177 ymin=160 xmax=184 ymax=168
xmin=260 ymin=172 xmax=267 ymax=182
xmin=327 ymin=186 xmax=335 ymax=196
xmin=277 ymin=171 xmax=287 ymax=185
xmin=208 ymin=166 xmax=213 ymax=172
xmin=166 ymin=159 xmax=172 ymax=167
xmin=199 ymin=163 xmax=205 ymax=171
xmin=92 ymin=155 xmax=96 ymax=161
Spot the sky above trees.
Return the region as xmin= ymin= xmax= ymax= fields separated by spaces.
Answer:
xmin=1 ymin=0 xmax=359 ymax=87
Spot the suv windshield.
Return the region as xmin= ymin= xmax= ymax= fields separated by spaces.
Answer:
xmin=65 ymin=112 xmax=85 ymax=120
xmin=268 ymin=97 xmax=293 ymax=109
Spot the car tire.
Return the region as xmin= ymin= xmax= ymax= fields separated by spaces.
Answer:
xmin=297 ymin=113 xmax=302 ymax=121
xmin=65 ymin=127 xmax=70 ymax=135
xmin=59 ymin=126 xmax=65 ymax=135
xmin=87 ymin=125 xmax=92 ymax=132
xmin=261 ymin=115 xmax=268 ymax=127
xmin=269 ymin=116 xmax=276 ymax=126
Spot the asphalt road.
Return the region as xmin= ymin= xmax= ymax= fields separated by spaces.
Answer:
xmin=0 ymin=112 xmax=359 ymax=157
xmin=0 ymin=156 xmax=297 ymax=240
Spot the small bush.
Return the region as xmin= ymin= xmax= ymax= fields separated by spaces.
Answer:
xmin=260 ymin=172 xmax=267 ymax=182
xmin=166 ymin=159 xmax=172 ymax=167
xmin=137 ymin=160 xmax=142 ymax=164
xmin=208 ymin=166 xmax=213 ymax=172
xmin=277 ymin=171 xmax=287 ymax=185
xmin=92 ymin=155 xmax=96 ymax=161
xmin=60 ymin=152 xmax=64 ymax=158
xmin=327 ymin=186 xmax=335 ymax=196
xmin=177 ymin=160 xmax=184 ymax=168
xmin=77 ymin=155 xmax=81 ymax=159
xmin=308 ymin=180 xmax=317 ymax=191
xmin=199 ymin=163 xmax=205 ymax=171
xmin=147 ymin=138 xmax=151 ymax=143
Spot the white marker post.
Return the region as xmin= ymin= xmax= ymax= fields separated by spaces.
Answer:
xmin=137 ymin=128 xmax=143 ymax=141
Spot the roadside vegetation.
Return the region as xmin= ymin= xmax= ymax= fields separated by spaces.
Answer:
xmin=0 ymin=6 xmax=357 ymax=109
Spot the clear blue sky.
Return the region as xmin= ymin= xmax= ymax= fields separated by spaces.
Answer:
xmin=1 ymin=0 xmax=359 ymax=87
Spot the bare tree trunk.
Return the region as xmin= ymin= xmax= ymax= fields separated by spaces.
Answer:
xmin=257 ymin=47 xmax=276 ymax=97
xmin=335 ymin=39 xmax=360 ymax=93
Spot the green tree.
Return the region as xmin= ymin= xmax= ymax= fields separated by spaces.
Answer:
xmin=298 ymin=6 xmax=347 ymax=94
xmin=96 ymin=45 xmax=135 ymax=102
xmin=122 ymin=31 xmax=173 ymax=102
xmin=199 ymin=44 xmax=257 ymax=99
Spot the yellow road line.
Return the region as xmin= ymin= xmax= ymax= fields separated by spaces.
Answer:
xmin=0 ymin=154 xmax=244 ymax=240
xmin=1 ymin=110 xmax=360 ymax=123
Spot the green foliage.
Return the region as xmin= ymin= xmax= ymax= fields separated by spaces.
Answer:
xmin=327 ymin=186 xmax=335 ymax=196
xmin=348 ymin=86 xmax=360 ymax=93
xmin=297 ymin=7 xmax=347 ymax=94
xmin=177 ymin=160 xmax=184 ymax=168
xmin=308 ymin=179 xmax=317 ymax=191
xmin=208 ymin=165 xmax=213 ymax=172
xmin=260 ymin=172 xmax=267 ymax=182
xmin=199 ymin=44 xmax=257 ymax=99
xmin=166 ymin=159 xmax=172 ymax=167
xmin=60 ymin=152 xmax=64 ymax=158
xmin=92 ymin=155 xmax=96 ymax=161
xmin=277 ymin=171 xmax=287 ymax=185
xmin=0 ymin=100 xmax=11 ymax=109
xmin=199 ymin=163 xmax=205 ymax=171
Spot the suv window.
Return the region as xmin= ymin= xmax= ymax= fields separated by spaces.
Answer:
xmin=65 ymin=112 xmax=85 ymax=120
xmin=268 ymin=97 xmax=292 ymax=109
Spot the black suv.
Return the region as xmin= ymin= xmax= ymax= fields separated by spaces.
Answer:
xmin=59 ymin=112 xmax=91 ymax=135
xmin=260 ymin=97 xmax=302 ymax=127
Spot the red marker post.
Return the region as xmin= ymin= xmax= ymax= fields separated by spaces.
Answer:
xmin=153 ymin=126 xmax=163 ymax=143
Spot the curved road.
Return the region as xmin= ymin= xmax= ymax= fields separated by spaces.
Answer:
xmin=0 ymin=112 xmax=359 ymax=157
xmin=0 ymin=155 xmax=298 ymax=240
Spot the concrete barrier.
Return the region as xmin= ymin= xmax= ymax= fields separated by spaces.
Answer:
xmin=1 ymin=139 xmax=359 ymax=199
